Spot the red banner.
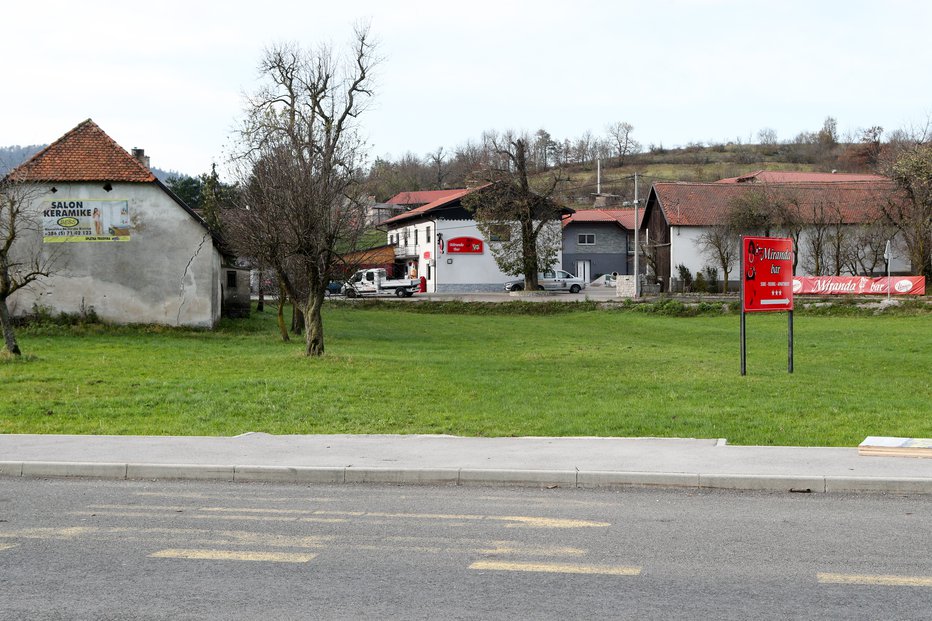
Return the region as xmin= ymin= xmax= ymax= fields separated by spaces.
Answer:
xmin=743 ymin=236 xmax=795 ymax=312
xmin=446 ymin=236 xmax=483 ymax=254
xmin=793 ymin=276 xmax=925 ymax=295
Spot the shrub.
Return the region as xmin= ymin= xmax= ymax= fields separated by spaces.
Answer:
xmin=704 ymin=266 xmax=720 ymax=292
xmin=675 ymin=264 xmax=693 ymax=292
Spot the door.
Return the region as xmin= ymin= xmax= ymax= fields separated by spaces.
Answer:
xmin=575 ymin=260 xmax=591 ymax=283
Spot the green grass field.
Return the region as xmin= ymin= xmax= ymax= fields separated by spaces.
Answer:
xmin=1 ymin=302 xmax=930 ymax=446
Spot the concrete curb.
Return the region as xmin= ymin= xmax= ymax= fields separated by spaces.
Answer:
xmin=1 ymin=461 xmax=930 ymax=494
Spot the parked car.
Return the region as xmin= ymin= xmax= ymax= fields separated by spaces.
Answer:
xmin=325 ymin=280 xmax=344 ymax=296
xmin=504 ymin=270 xmax=586 ymax=293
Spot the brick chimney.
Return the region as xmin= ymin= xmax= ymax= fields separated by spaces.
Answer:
xmin=131 ymin=147 xmax=151 ymax=169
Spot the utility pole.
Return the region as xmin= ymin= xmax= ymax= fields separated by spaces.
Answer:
xmin=633 ymin=172 xmax=640 ymax=297
xmin=596 ymin=157 xmax=601 ymax=195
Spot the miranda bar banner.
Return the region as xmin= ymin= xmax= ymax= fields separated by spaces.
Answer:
xmin=792 ymin=276 xmax=925 ymax=295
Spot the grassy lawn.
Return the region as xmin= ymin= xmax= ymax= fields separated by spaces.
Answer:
xmin=1 ymin=302 xmax=930 ymax=446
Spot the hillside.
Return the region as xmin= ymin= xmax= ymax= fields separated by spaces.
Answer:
xmin=557 ymin=140 xmax=867 ymax=206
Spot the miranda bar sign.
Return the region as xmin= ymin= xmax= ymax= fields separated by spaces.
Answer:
xmin=741 ymin=236 xmax=795 ymax=376
xmin=743 ymin=236 xmax=794 ymax=312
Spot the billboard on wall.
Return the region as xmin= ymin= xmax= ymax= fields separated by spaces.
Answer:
xmin=446 ymin=236 xmax=483 ymax=254
xmin=793 ymin=276 xmax=925 ymax=295
xmin=742 ymin=236 xmax=794 ymax=312
xmin=43 ymin=199 xmax=131 ymax=242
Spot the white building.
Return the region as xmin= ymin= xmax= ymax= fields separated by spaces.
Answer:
xmin=6 ymin=119 xmax=237 ymax=327
xmin=381 ymin=187 xmax=564 ymax=292
xmin=641 ymin=172 xmax=912 ymax=291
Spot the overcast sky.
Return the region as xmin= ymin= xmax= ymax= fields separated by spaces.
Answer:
xmin=3 ymin=0 xmax=930 ymax=177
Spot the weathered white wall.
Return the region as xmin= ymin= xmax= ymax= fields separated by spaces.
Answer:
xmin=671 ymin=225 xmax=912 ymax=279
xmin=10 ymin=182 xmax=221 ymax=327
xmin=386 ymin=218 xmax=562 ymax=292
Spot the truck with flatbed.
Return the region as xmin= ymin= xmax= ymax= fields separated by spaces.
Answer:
xmin=342 ymin=268 xmax=420 ymax=298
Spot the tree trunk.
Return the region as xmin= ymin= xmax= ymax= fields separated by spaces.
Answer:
xmin=522 ymin=214 xmax=539 ymax=290
xmin=303 ymin=288 xmax=327 ymax=357
xmin=291 ymin=306 xmax=305 ymax=335
xmin=256 ymin=274 xmax=265 ymax=313
xmin=275 ymin=284 xmax=290 ymax=342
xmin=0 ymin=297 xmax=22 ymax=356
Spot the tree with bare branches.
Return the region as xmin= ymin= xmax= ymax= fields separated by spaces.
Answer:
xmin=881 ymin=139 xmax=932 ymax=279
xmin=229 ymin=25 xmax=377 ymax=356
xmin=0 ymin=177 xmax=55 ymax=355
xmin=463 ymin=133 xmax=568 ymax=291
xmin=606 ymin=121 xmax=641 ymax=167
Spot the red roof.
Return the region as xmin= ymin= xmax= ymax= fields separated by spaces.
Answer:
xmin=386 ymin=189 xmax=463 ymax=206
xmin=7 ymin=119 xmax=156 ymax=183
xmin=716 ymin=170 xmax=887 ymax=184
xmin=651 ymin=181 xmax=897 ymax=226
xmin=564 ymin=208 xmax=639 ymax=229
xmin=382 ymin=187 xmax=484 ymax=225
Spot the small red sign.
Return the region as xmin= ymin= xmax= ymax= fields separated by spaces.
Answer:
xmin=743 ymin=236 xmax=794 ymax=312
xmin=423 ymin=251 xmax=431 ymax=260
xmin=446 ymin=236 xmax=484 ymax=254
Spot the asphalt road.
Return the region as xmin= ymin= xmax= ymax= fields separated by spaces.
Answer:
xmin=1 ymin=478 xmax=930 ymax=620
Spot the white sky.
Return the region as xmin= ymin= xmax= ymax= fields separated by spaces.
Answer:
xmin=3 ymin=0 xmax=930 ymax=177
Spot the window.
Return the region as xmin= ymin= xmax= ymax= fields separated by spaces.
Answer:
xmin=426 ymin=226 xmax=431 ymax=243
xmin=578 ymin=233 xmax=596 ymax=245
xmin=226 ymin=271 xmax=237 ymax=288
xmin=415 ymin=229 xmax=418 ymax=245
xmin=489 ymin=225 xmax=512 ymax=242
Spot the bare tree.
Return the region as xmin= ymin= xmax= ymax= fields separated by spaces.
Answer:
xmin=426 ymin=147 xmax=448 ymax=188
xmin=697 ymin=224 xmax=738 ymax=293
xmin=605 ymin=121 xmax=641 ymax=167
xmin=230 ymin=25 xmax=377 ymax=356
xmin=880 ymin=138 xmax=932 ymax=279
xmin=0 ymin=177 xmax=55 ymax=355
xmin=463 ymin=133 xmax=568 ymax=290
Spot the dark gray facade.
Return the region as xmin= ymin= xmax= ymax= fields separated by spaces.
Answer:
xmin=563 ymin=222 xmax=632 ymax=279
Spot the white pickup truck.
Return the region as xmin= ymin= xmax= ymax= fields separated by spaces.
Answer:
xmin=342 ymin=268 xmax=420 ymax=298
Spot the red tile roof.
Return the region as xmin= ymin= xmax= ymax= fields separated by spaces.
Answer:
xmin=564 ymin=208 xmax=639 ymax=229
xmin=716 ymin=170 xmax=887 ymax=184
xmin=8 ymin=119 xmax=156 ymax=183
xmin=386 ymin=189 xmax=464 ymax=206
xmin=651 ymin=181 xmax=897 ymax=226
xmin=382 ymin=187 xmax=484 ymax=225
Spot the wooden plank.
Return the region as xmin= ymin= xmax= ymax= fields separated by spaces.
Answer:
xmin=859 ymin=437 xmax=932 ymax=458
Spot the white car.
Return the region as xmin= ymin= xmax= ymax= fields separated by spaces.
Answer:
xmin=504 ymin=270 xmax=587 ymax=293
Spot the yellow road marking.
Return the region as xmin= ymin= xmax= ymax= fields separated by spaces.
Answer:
xmin=494 ymin=516 xmax=610 ymax=529
xmin=818 ymin=573 xmax=932 ymax=587
xmin=470 ymin=561 xmax=641 ymax=576
xmin=72 ymin=511 xmax=347 ymax=523
xmin=81 ymin=506 xmax=609 ymax=529
xmin=150 ymin=549 xmax=316 ymax=563
xmin=0 ymin=527 xmax=91 ymax=541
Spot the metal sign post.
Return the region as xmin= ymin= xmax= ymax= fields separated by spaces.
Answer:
xmin=740 ymin=236 xmax=795 ymax=376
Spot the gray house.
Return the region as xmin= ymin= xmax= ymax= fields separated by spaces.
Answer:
xmin=562 ymin=208 xmax=637 ymax=282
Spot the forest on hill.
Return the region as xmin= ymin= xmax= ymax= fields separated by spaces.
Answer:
xmin=363 ymin=117 xmax=890 ymax=206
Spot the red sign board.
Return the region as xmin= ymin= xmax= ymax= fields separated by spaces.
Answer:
xmin=446 ymin=236 xmax=484 ymax=254
xmin=742 ymin=236 xmax=794 ymax=312
xmin=793 ymin=276 xmax=925 ymax=296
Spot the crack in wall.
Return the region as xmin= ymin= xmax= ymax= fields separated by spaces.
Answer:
xmin=177 ymin=233 xmax=210 ymax=325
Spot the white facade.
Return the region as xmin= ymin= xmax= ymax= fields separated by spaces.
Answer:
xmin=669 ymin=224 xmax=911 ymax=282
xmin=387 ymin=218 xmax=562 ymax=292
xmin=10 ymin=182 xmax=222 ymax=327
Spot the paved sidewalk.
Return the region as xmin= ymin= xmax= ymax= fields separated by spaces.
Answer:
xmin=1 ymin=434 xmax=931 ymax=493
